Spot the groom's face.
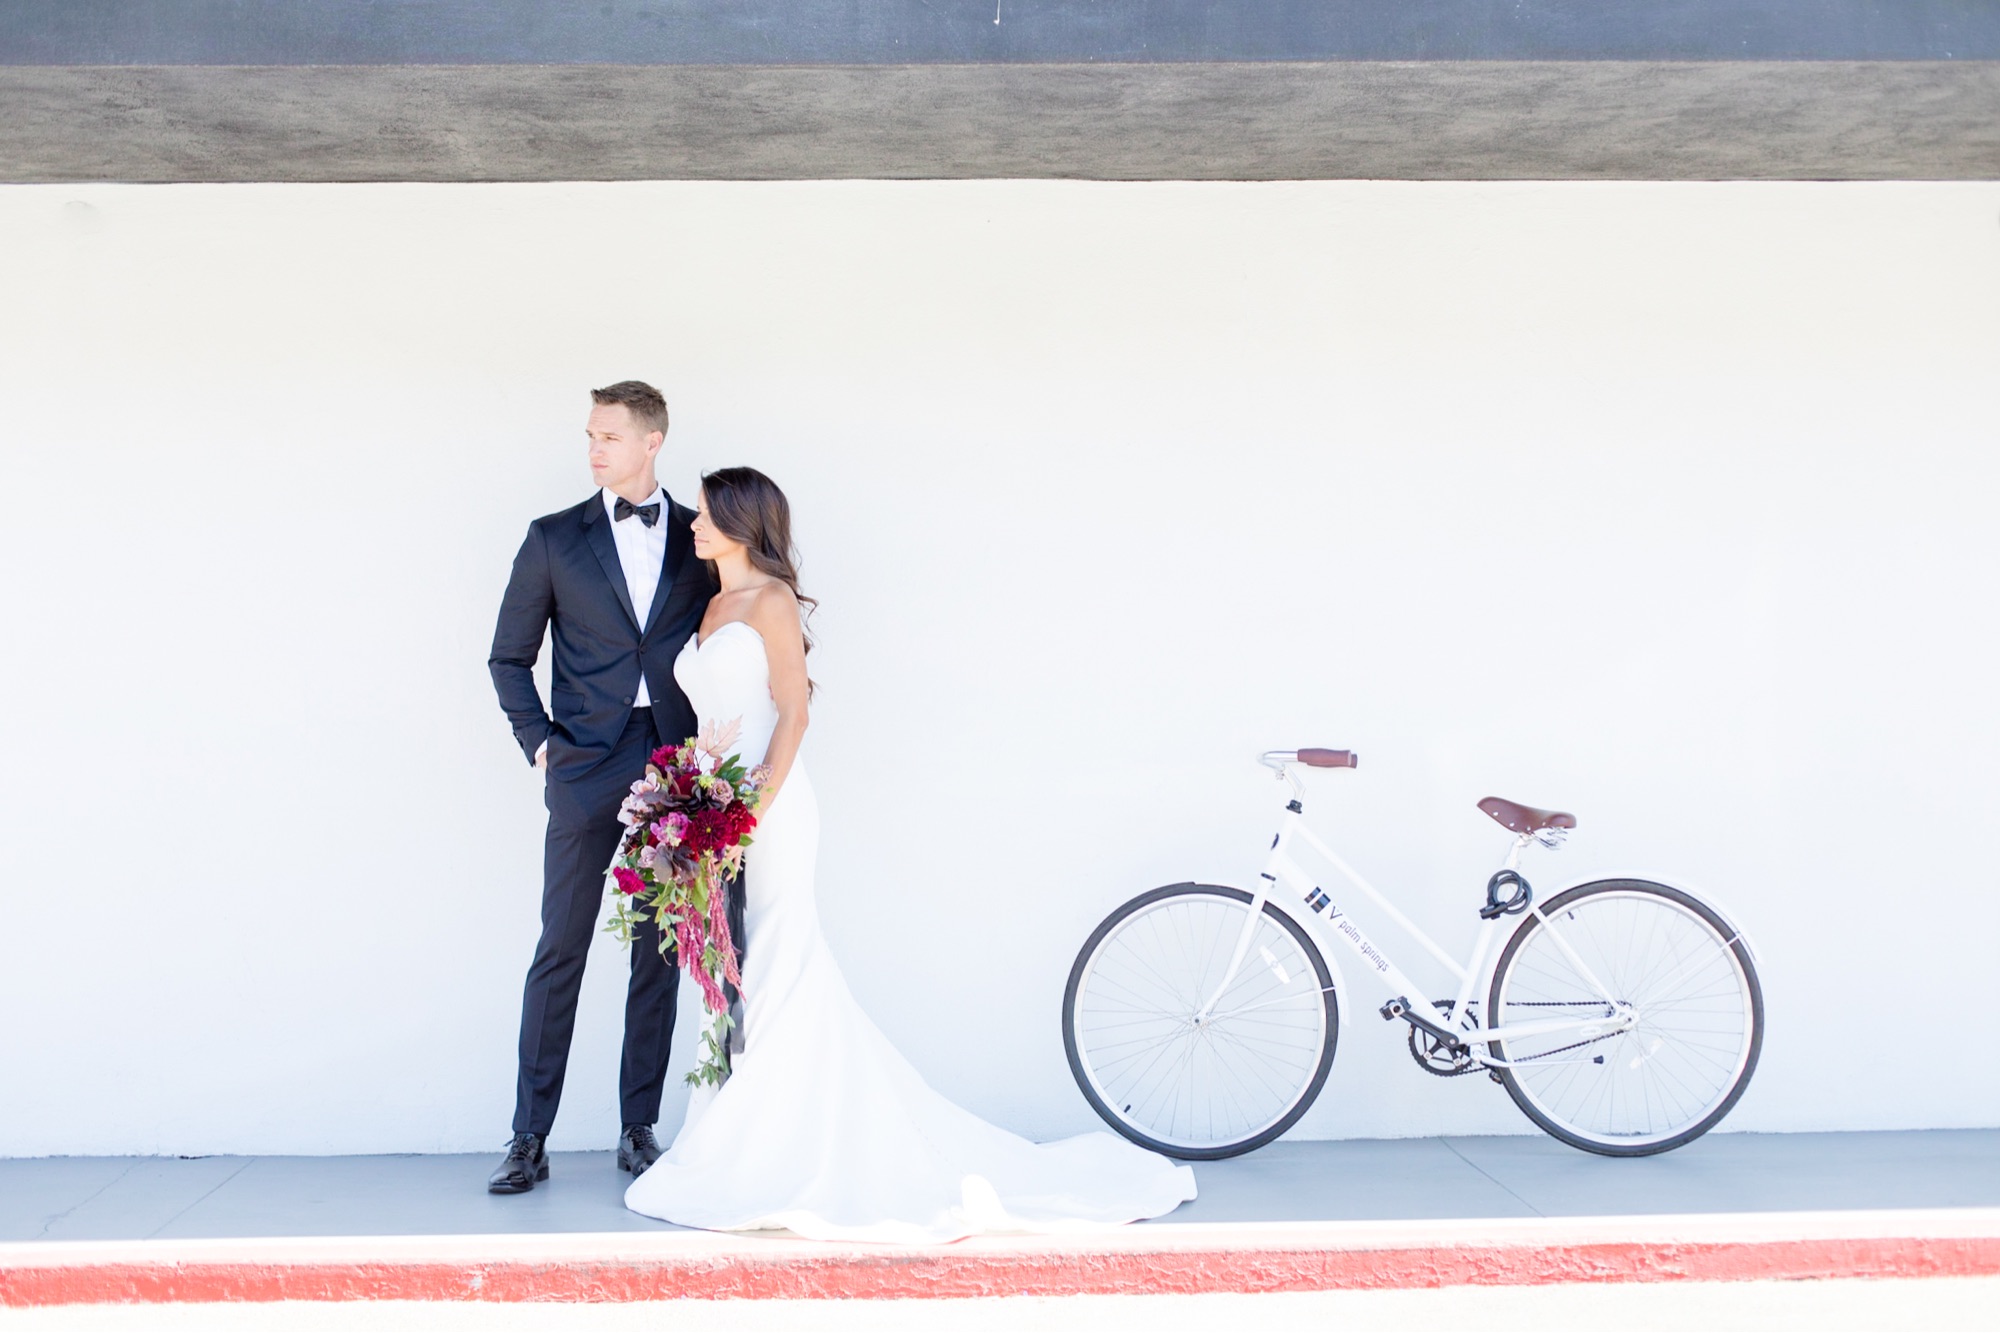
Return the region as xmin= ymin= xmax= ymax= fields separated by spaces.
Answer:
xmin=586 ymin=403 xmax=663 ymax=494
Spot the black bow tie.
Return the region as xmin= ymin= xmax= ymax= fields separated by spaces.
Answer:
xmin=614 ymin=497 xmax=661 ymax=528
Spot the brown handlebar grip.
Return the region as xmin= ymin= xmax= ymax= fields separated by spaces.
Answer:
xmin=1297 ymin=748 xmax=1358 ymax=769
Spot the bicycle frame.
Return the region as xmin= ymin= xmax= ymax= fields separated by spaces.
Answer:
xmin=1195 ymin=768 xmax=1636 ymax=1066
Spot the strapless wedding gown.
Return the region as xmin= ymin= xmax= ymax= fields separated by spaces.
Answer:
xmin=622 ymin=621 xmax=1196 ymax=1242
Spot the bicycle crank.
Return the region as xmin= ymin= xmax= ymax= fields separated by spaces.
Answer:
xmin=1404 ymin=999 xmax=1479 ymax=1076
xmin=1381 ymin=996 xmax=1476 ymax=1075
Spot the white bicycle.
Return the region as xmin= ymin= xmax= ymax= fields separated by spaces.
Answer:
xmin=1063 ymin=748 xmax=1763 ymax=1159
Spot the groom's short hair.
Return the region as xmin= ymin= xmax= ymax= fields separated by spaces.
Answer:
xmin=590 ymin=381 xmax=669 ymax=438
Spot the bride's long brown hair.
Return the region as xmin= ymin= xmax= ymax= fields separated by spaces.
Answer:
xmin=700 ymin=466 xmax=818 ymax=692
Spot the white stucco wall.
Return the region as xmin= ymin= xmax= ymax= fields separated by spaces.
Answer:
xmin=2 ymin=180 xmax=1996 ymax=1157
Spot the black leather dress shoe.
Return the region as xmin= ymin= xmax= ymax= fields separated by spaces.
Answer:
xmin=617 ymin=1123 xmax=663 ymax=1174
xmin=487 ymin=1132 xmax=548 ymax=1194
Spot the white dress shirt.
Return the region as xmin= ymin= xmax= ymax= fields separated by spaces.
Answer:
xmin=604 ymin=484 xmax=669 ymax=708
xmin=536 ymin=483 xmax=671 ymax=767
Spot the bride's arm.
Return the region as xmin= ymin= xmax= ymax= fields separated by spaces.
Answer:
xmin=749 ymin=583 xmax=810 ymax=805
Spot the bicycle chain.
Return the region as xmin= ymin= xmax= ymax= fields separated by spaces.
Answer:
xmin=1506 ymin=1031 xmax=1622 ymax=1064
xmin=1411 ymin=1000 xmax=1622 ymax=1076
xmin=1496 ymin=1004 xmax=1627 ymax=1066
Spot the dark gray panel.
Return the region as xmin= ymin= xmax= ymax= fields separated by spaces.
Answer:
xmin=4 ymin=62 xmax=1997 ymax=182
xmin=5 ymin=0 xmax=2000 ymax=64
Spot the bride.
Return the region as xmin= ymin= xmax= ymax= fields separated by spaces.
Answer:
xmin=622 ymin=467 xmax=1196 ymax=1243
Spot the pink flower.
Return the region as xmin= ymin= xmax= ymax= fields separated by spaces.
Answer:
xmin=677 ymin=916 xmax=729 ymax=1014
xmin=612 ymin=866 xmax=645 ymax=896
xmin=707 ymin=885 xmax=742 ymax=988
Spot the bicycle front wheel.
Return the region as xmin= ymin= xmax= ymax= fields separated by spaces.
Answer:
xmin=1488 ymin=879 xmax=1762 ymax=1156
xmin=1063 ymin=883 xmax=1337 ymax=1160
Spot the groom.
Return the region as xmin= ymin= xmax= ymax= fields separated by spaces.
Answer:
xmin=485 ymin=380 xmax=734 ymax=1194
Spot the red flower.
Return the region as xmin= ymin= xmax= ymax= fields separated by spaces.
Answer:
xmin=612 ymin=866 xmax=646 ymax=896
xmin=678 ymin=800 xmax=758 ymax=858
xmin=683 ymin=808 xmax=727 ymax=856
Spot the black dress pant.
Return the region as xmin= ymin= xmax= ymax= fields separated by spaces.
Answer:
xmin=511 ymin=708 xmax=746 ymax=1135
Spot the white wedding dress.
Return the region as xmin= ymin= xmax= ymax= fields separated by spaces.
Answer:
xmin=622 ymin=621 xmax=1197 ymax=1242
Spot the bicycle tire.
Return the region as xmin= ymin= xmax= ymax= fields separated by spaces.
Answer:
xmin=1063 ymin=883 xmax=1339 ymax=1161
xmin=1487 ymin=878 xmax=1763 ymax=1157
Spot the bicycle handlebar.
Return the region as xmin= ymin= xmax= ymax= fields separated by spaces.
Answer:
xmin=1261 ymin=748 xmax=1359 ymax=770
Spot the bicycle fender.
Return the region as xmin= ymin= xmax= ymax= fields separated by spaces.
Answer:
xmin=1266 ymin=894 xmax=1353 ymax=1028
xmin=1258 ymin=883 xmax=1353 ymax=1027
xmin=1323 ymin=940 xmax=1354 ymax=1027
xmin=1541 ymin=871 xmax=1762 ymax=966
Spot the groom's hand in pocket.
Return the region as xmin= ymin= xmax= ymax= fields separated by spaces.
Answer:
xmin=534 ymin=740 xmax=548 ymax=770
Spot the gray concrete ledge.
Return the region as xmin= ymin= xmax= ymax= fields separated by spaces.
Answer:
xmin=4 ymin=61 xmax=1998 ymax=182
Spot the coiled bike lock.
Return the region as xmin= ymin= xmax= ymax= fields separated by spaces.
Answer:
xmin=1480 ymin=869 xmax=1533 ymax=920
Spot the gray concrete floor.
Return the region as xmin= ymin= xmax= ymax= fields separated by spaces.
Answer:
xmin=4 ymin=1130 xmax=1996 ymax=1244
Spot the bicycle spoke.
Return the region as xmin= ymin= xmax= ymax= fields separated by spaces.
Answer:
xmin=1495 ymin=886 xmax=1756 ymax=1149
xmin=1069 ymin=889 xmax=1332 ymax=1153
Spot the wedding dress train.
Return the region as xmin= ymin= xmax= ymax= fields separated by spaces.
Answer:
xmin=622 ymin=621 xmax=1197 ymax=1242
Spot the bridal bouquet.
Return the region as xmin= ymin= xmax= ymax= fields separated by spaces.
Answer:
xmin=606 ymin=720 xmax=769 ymax=1088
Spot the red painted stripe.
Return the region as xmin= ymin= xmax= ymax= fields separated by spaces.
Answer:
xmin=5 ymin=1236 xmax=1999 ymax=1307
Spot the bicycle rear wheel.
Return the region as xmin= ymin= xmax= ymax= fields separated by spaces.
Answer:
xmin=1487 ymin=879 xmax=1762 ymax=1156
xmin=1063 ymin=883 xmax=1337 ymax=1160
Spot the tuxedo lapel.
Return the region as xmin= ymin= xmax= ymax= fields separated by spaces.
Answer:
xmin=643 ymin=500 xmax=693 ymax=636
xmin=579 ymin=496 xmax=641 ymax=632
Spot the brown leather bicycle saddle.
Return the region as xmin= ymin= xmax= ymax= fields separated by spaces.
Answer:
xmin=1478 ymin=796 xmax=1577 ymax=834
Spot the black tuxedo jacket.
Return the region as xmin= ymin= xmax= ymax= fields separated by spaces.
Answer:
xmin=489 ymin=491 xmax=716 ymax=781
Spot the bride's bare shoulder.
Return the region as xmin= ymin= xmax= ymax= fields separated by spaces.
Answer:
xmin=746 ymin=581 xmax=803 ymax=643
